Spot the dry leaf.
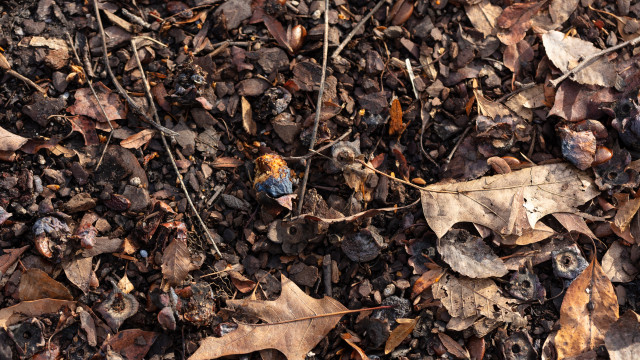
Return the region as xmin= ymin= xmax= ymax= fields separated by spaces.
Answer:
xmin=614 ymin=197 xmax=640 ymax=232
xmin=121 ymin=129 xmax=157 ymax=149
xmin=385 ymin=318 xmax=418 ymax=354
xmin=549 ymin=0 xmax=579 ymax=27
xmin=189 ymin=275 xmax=347 ymax=360
xmin=67 ymin=82 xmax=127 ymax=122
xmin=437 ymin=229 xmax=508 ymax=278
xmin=474 ymin=88 xmax=512 ymax=119
xmin=433 ymin=273 xmax=526 ymax=334
xmin=0 ymin=299 xmax=76 ymax=329
xmin=554 ymin=258 xmax=619 ymax=358
xmin=62 ymin=256 xmax=93 ymax=294
xmin=437 ymin=332 xmax=471 ymax=359
xmin=68 ymin=115 xmax=99 ymax=146
xmin=553 ymin=212 xmax=597 ymax=239
xmin=18 ymin=268 xmax=73 ymax=301
xmin=241 ymin=96 xmax=257 ymax=135
xmin=464 ymin=0 xmax=502 ymax=37
xmin=411 ymin=267 xmax=445 ymax=298
xmin=341 ymin=333 xmax=368 ymax=360
xmin=601 ymin=241 xmax=639 ymax=283
xmin=548 ymin=81 xmax=616 ymax=121
xmin=605 ymin=310 xmax=640 ymax=360
xmin=0 ymin=125 xmax=28 ymax=152
xmin=99 ymin=329 xmax=158 ymax=360
xmin=210 ymin=157 xmax=245 ymax=168
xmin=161 ymin=237 xmax=192 ymax=286
xmin=542 ymin=31 xmax=617 ymax=87
xmin=118 ymin=273 xmax=135 ymax=294
xmin=421 ymin=163 xmax=600 ymax=238
xmin=263 ymin=15 xmax=293 ymax=54
xmin=389 ymin=98 xmax=405 ymax=136
xmin=496 ymin=1 xmax=544 ymax=45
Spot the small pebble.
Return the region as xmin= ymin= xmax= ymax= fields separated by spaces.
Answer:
xmin=311 ymin=9 xmax=322 ymax=20
xmin=130 ymin=177 xmax=142 ymax=187
xmin=383 ymin=284 xmax=396 ymax=297
xmin=140 ymin=250 xmax=148 ymax=258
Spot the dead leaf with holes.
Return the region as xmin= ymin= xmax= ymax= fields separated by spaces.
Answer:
xmin=464 ymin=0 xmax=502 ymax=37
xmin=189 ymin=275 xmax=348 ymax=360
xmin=432 ymin=273 xmax=526 ymax=336
xmin=554 ymin=258 xmax=619 ymax=358
xmin=437 ymin=229 xmax=508 ymax=278
xmin=421 ymin=163 xmax=600 ymax=239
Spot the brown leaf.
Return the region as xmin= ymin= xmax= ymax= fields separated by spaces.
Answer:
xmin=0 ymin=299 xmax=77 ymax=329
xmin=464 ymin=0 xmax=502 ymax=37
xmin=437 ymin=332 xmax=470 ymax=359
xmin=389 ymin=98 xmax=405 ymax=136
xmin=605 ymin=310 xmax=640 ymax=360
xmin=601 ymin=241 xmax=639 ymax=283
xmin=229 ymin=271 xmax=256 ymax=293
xmin=553 ymin=213 xmax=597 ymax=239
xmin=18 ymin=268 xmax=73 ymax=301
xmin=189 ymin=275 xmax=348 ymax=360
xmin=555 ymin=258 xmax=619 ymax=358
xmin=0 ymin=125 xmax=28 ymax=152
xmin=411 ymin=267 xmax=445 ymax=299
xmin=421 ymin=163 xmax=600 ymax=238
xmin=614 ymin=197 xmax=640 ymax=232
xmin=0 ymin=246 xmax=28 ymax=275
xmin=503 ymin=40 xmax=534 ymax=85
xmin=120 ymin=129 xmax=157 ymax=149
xmin=341 ymin=333 xmax=368 ymax=360
xmin=100 ymin=329 xmax=158 ymax=360
xmin=210 ymin=157 xmax=245 ymax=168
xmin=161 ymin=238 xmax=192 ymax=286
xmin=67 ymin=82 xmax=127 ymax=122
xmin=385 ymin=318 xmax=419 ymax=354
xmin=437 ymin=229 xmax=508 ymax=278
xmin=543 ymin=31 xmax=617 ymax=87
xmin=263 ymin=15 xmax=293 ymax=54
xmin=496 ymin=1 xmax=544 ymax=45
xmin=62 ymin=256 xmax=93 ymax=294
xmin=68 ymin=115 xmax=99 ymax=146
xmin=241 ymin=96 xmax=257 ymax=135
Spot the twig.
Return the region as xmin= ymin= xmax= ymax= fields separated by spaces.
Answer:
xmin=131 ymin=38 xmax=222 ymax=257
xmin=331 ymin=0 xmax=387 ymax=59
xmin=322 ymin=254 xmax=332 ymax=296
xmin=65 ymin=32 xmax=114 ymax=170
xmin=91 ymin=0 xmax=178 ymax=137
xmin=5 ymin=70 xmax=47 ymax=94
xmin=283 ymin=128 xmax=351 ymax=161
xmin=441 ymin=126 xmax=471 ymax=173
xmin=495 ymin=82 xmax=536 ymax=103
xmin=296 ymin=0 xmax=329 ymax=215
xmin=419 ymin=100 xmax=438 ymax=166
xmin=252 ymin=305 xmax=393 ymax=327
xmin=549 ymin=34 xmax=640 ymax=88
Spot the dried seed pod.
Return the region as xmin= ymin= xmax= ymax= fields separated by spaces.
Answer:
xmin=593 ymin=146 xmax=613 ymax=166
xmin=487 ymin=156 xmax=511 ymax=174
xmin=177 ymin=282 xmax=216 ymax=327
xmin=552 ymin=245 xmax=588 ymax=280
xmin=508 ymin=269 xmax=545 ymax=302
xmin=32 ymin=217 xmax=71 ymax=259
xmin=289 ymin=25 xmax=307 ymax=53
xmin=342 ymin=227 xmax=384 ymax=262
xmin=500 ymin=332 xmax=537 ymax=360
xmin=390 ymin=0 xmax=414 ymax=26
xmin=95 ymin=281 xmax=139 ymax=332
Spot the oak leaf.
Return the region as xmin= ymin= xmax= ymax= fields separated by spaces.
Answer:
xmin=554 ymin=258 xmax=619 ymax=358
xmin=189 ymin=275 xmax=348 ymax=360
xmin=421 ymin=163 xmax=600 ymax=239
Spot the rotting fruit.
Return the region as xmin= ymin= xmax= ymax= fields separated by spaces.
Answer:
xmin=254 ymin=154 xmax=293 ymax=198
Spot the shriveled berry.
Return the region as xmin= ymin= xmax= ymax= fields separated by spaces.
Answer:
xmin=104 ymin=193 xmax=131 ymax=211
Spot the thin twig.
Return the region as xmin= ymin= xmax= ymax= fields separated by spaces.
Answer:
xmin=331 ymin=0 xmax=387 ymax=59
xmin=495 ymin=82 xmax=536 ymax=103
xmin=419 ymin=100 xmax=438 ymax=166
xmin=65 ymin=32 xmax=114 ymax=170
xmin=91 ymin=0 xmax=178 ymax=137
xmin=441 ymin=126 xmax=471 ymax=173
xmin=252 ymin=305 xmax=393 ymax=327
xmin=296 ymin=0 xmax=329 ymax=215
xmin=131 ymin=38 xmax=222 ymax=257
xmin=283 ymin=129 xmax=351 ymax=161
xmin=549 ymin=34 xmax=640 ymax=88
xmin=5 ymin=70 xmax=47 ymax=94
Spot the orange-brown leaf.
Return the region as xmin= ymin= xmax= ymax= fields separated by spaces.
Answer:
xmin=121 ymin=129 xmax=156 ymax=149
xmin=411 ymin=267 xmax=445 ymax=299
xmin=385 ymin=318 xmax=418 ymax=354
xmin=437 ymin=332 xmax=470 ymax=359
xmin=389 ymin=98 xmax=405 ymax=136
xmin=554 ymin=258 xmax=619 ymax=358
xmin=341 ymin=333 xmax=368 ymax=360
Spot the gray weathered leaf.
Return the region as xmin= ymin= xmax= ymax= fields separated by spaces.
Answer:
xmin=437 ymin=229 xmax=508 ymax=278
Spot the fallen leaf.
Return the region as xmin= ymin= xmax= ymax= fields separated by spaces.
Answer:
xmin=121 ymin=129 xmax=157 ymax=149
xmin=0 ymin=299 xmax=76 ymax=329
xmin=263 ymin=15 xmax=293 ymax=54
xmin=118 ymin=273 xmax=135 ymax=294
xmin=437 ymin=229 xmax=508 ymax=278
xmin=496 ymin=1 xmax=545 ymax=45
xmin=67 ymin=82 xmax=127 ymax=122
xmin=421 ymin=163 xmax=600 ymax=238
xmin=548 ymin=80 xmax=617 ymax=121
xmin=503 ymin=40 xmax=534 ymax=87
xmin=553 ymin=212 xmax=597 ymax=239
xmin=465 ymin=0 xmax=502 ymax=37
xmin=67 ymin=115 xmax=99 ymax=146
xmin=433 ymin=273 xmax=526 ymax=334
xmin=162 ymin=237 xmax=192 ymax=286
xmin=18 ymin=268 xmax=73 ymax=301
xmin=189 ymin=275 xmax=348 ymax=360
xmin=389 ymin=98 xmax=405 ymax=136
xmin=341 ymin=333 xmax=368 ymax=360
xmin=241 ymin=96 xmax=257 ymax=135
xmin=549 ymin=0 xmax=579 ymax=26
xmin=437 ymin=332 xmax=471 ymax=359
xmin=601 ymin=241 xmax=639 ymax=283
xmin=411 ymin=266 xmax=445 ymax=299
xmin=605 ymin=310 xmax=640 ymax=360
xmin=62 ymin=255 xmax=93 ymax=294
xmin=554 ymin=258 xmax=619 ymax=358
xmin=0 ymin=246 xmax=28 ymax=276
xmin=385 ymin=318 xmax=418 ymax=354
xmin=0 ymin=125 xmax=28 ymax=151
xmin=543 ymin=31 xmax=617 ymax=87
xmin=228 ymin=271 xmax=256 ymax=293
xmin=99 ymin=329 xmax=158 ymax=360
xmin=614 ymin=197 xmax=640 ymax=232
xmin=210 ymin=157 xmax=245 ymax=168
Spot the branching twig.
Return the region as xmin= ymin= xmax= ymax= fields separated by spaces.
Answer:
xmin=91 ymin=0 xmax=178 ymax=137
xmin=65 ymin=32 xmax=114 ymax=170
xmin=283 ymin=129 xmax=351 ymax=162
xmin=6 ymin=70 xmax=47 ymax=94
xmin=549 ymin=34 xmax=640 ymax=88
xmin=331 ymin=0 xmax=387 ymax=59
xmin=296 ymin=0 xmax=330 ymax=215
xmin=441 ymin=126 xmax=471 ymax=173
xmin=131 ymin=38 xmax=222 ymax=256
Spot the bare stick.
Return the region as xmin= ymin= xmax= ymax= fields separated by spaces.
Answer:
xmin=331 ymin=0 xmax=387 ymax=59
xmin=283 ymin=128 xmax=351 ymax=161
xmin=91 ymin=0 xmax=177 ymax=137
xmin=296 ymin=0 xmax=330 ymax=215
xmin=131 ymin=38 xmax=222 ymax=256
xmin=65 ymin=32 xmax=114 ymax=170
xmin=549 ymin=34 xmax=640 ymax=88
xmin=5 ymin=70 xmax=47 ymax=94
xmin=441 ymin=126 xmax=471 ymax=172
